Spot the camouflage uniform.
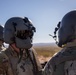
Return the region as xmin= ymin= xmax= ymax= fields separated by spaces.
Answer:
xmin=0 ymin=46 xmax=17 ymax=75
xmin=0 ymin=46 xmax=42 ymax=75
xmin=0 ymin=50 xmax=13 ymax=75
xmin=16 ymin=48 xmax=42 ymax=75
xmin=43 ymin=42 xmax=76 ymax=75
xmin=2 ymin=17 xmax=42 ymax=75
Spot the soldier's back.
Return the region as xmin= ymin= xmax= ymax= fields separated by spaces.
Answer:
xmin=43 ymin=42 xmax=76 ymax=75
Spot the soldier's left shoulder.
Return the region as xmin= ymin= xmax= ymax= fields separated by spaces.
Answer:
xmin=0 ymin=51 xmax=9 ymax=63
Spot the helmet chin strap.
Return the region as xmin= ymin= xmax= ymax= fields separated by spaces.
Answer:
xmin=49 ymin=22 xmax=61 ymax=45
xmin=10 ymin=43 xmax=20 ymax=53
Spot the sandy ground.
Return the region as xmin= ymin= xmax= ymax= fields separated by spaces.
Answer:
xmin=38 ymin=56 xmax=51 ymax=64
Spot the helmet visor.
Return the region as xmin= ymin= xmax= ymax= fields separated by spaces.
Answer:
xmin=15 ymin=30 xmax=31 ymax=39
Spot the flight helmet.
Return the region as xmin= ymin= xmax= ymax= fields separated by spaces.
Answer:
xmin=51 ymin=10 xmax=76 ymax=47
xmin=4 ymin=17 xmax=36 ymax=49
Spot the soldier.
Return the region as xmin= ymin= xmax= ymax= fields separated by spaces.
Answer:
xmin=0 ymin=25 xmax=13 ymax=75
xmin=43 ymin=10 xmax=76 ymax=75
xmin=0 ymin=25 xmax=3 ymax=50
xmin=3 ymin=17 xmax=42 ymax=75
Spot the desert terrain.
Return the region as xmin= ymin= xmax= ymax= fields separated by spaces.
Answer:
xmin=33 ymin=43 xmax=61 ymax=64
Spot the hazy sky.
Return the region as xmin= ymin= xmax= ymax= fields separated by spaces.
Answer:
xmin=0 ymin=0 xmax=76 ymax=43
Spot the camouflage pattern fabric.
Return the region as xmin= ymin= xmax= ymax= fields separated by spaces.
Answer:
xmin=0 ymin=51 xmax=8 ymax=75
xmin=16 ymin=48 xmax=42 ymax=75
xmin=0 ymin=51 xmax=14 ymax=75
xmin=0 ymin=45 xmax=42 ymax=75
xmin=4 ymin=46 xmax=18 ymax=75
xmin=43 ymin=42 xmax=76 ymax=75
xmin=64 ymin=60 xmax=76 ymax=75
xmin=64 ymin=42 xmax=76 ymax=75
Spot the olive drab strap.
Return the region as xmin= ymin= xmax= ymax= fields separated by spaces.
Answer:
xmin=18 ymin=49 xmax=23 ymax=63
xmin=31 ymin=51 xmax=39 ymax=75
xmin=26 ymin=49 xmax=39 ymax=75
